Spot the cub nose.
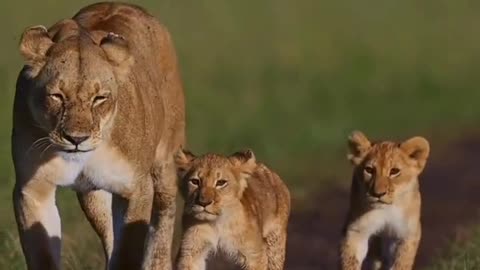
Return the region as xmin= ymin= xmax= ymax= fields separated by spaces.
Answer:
xmin=196 ymin=198 xmax=213 ymax=207
xmin=370 ymin=190 xmax=387 ymax=198
xmin=62 ymin=131 xmax=90 ymax=145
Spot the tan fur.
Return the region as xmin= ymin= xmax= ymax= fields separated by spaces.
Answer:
xmin=340 ymin=131 xmax=430 ymax=270
xmin=174 ymin=150 xmax=291 ymax=270
xmin=12 ymin=3 xmax=185 ymax=270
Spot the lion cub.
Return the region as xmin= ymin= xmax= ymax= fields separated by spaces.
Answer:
xmin=340 ymin=131 xmax=430 ymax=270
xmin=174 ymin=149 xmax=291 ymax=270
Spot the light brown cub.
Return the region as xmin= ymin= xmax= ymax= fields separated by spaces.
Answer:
xmin=174 ymin=149 xmax=291 ymax=270
xmin=340 ymin=131 xmax=430 ymax=270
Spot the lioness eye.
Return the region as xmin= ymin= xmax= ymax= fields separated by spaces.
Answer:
xmin=390 ymin=168 xmax=400 ymax=176
xmin=189 ymin=178 xmax=200 ymax=186
xmin=48 ymin=93 xmax=64 ymax=102
xmin=364 ymin=166 xmax=375 ymax=174
xmin=216 ymin=180 xmax=228 ymax=187
xmin=93 ymin=95 xmax=108 ymax=105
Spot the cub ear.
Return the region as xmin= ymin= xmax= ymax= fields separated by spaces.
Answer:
xmin=400 ymin=136 xmax=430 ymax=172
xmin=19 ymin=25 xmax=54 ymax=69
xmin=229 ymin=149 xmax=257 ymax=177
xmin=174 ymin=149 xmax=196 ymax=178
xmin=100 ymin=32 xmax=131 ymax=66
xmin=347 ymin=130 xmax=371 ymax=165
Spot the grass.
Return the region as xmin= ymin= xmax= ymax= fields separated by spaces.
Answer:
xmin=1 ymin=0 xmax=480 ymax=268
xmin=426 ymin=226 xmax=480 ymax=270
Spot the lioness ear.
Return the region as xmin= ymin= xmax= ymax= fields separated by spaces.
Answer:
xmin=229 ymin=149 xmax=257 ymax=177
xmin=100 ymin=32 xmax=131 ymax=66
xmin=174 ymin=149 xmax=196 ymax=178
xmin=19 ymin=25 xmax=54 ymax=69
xmin=347 ymin=130 xmax=371 ymax=165
xmin=400 ymin=136 xmax=430 ymax=172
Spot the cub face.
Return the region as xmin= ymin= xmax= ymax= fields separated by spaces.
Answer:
xmin=175 ymin=150 xmax=257 ymax=221
xmin=348 ymin=131 xmax=430 ymax=205
xmin=18 ymin=25 xmax=131 ymax=154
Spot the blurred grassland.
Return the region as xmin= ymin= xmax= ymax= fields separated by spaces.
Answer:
xmin=1 ymin=0 xmax=480 ymax=269
xmin=426 ymin=226 xmax=480 ymax=270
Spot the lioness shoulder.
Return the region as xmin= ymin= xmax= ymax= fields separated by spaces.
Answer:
xmin=174 ymin=149 xmax=290 ymax=270
xmin=340 ymin=131 xmax=430 ymax=270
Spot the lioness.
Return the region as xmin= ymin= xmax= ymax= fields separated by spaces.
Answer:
xmin=12 ymin=3 xmax=184 ymax=270
xmin=174 ymin=149 xmax=291 ymax=270
xmin=340 ymin=131 xmax=430 ymax=270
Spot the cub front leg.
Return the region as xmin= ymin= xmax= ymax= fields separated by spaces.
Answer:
xmin=391 ymin=229 xmax=421 ymax=270
xmin=176 ymin=225 xmax=215 ymax=270
xmin=339 ymin=231 xmax=369 ymax=270
xmin=13 ymin=180 xmax=61 ymax=270
xmin=244 ymin=253 xmax=268 ymax=270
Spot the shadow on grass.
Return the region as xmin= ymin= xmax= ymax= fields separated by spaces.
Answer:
xmin=19 ymin=222 xmax=61 ymax=270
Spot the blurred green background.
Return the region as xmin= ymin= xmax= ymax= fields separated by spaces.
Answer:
xmin=1 ymin=0 xmax=480 ymax=269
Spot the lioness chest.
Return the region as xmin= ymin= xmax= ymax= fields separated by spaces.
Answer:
xmin=35 ymin=144 xmax=136 ymax=194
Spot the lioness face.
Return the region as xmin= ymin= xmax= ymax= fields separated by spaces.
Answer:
xmin=19 ymin=26 xmax=130 ymax=154
xmin=175 ymin=150 xmax=256 ymax=221
xmin=348 ymin=131 xmax=430 ymax=205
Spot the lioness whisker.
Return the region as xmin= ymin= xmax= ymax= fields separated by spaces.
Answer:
xmin=39 ymin=143 xmax=53 ymax=158
xmin=25 ymin=137 xmax=50 ymax=157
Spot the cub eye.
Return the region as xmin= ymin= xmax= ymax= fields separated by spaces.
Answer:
xmin=93 ymin=95 xmax=108 ymax=106
xmin=364 ymin=166 xmax=375 ymax=174
xmin=216 ymin=179 xmax=228 ymax=187
xmin=48 ymin=93 xmax=64 ymax=102
xmin=189 ymin=178 xmax=200 ymax=186
xmin=390 ymin=168 xmax=401 ymax=176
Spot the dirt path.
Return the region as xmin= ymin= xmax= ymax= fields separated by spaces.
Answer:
xmin=208 ymin=135 xmax=480 ymax=269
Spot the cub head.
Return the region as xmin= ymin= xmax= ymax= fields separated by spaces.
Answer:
xmin=347 ymin=131 xmax=430 ymax=205
xmin=175 ymin=149 xmax=257 ymax=221
xmin=18 ymin=22 xmax=132 ymax=154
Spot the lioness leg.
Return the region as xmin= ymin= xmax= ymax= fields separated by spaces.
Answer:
xmin=109 ymin=179 xmax=153 ymax=270
xmin=391 ymin=230 xmax=421 ymax=270
xmin=339 ymin=231 xmax=369 ymax=270
xmin=77 ymin=189 xmax=113 ymax=269
xmin=13 ymin=180 xmax=61 ymax=270
xmin=265 ymin=230 xmax=287 ymax=270
xmin=142 ymin=161 xmax=177 ymax=270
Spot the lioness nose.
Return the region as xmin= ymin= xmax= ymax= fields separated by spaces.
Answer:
xmin=63 ymin=132 xmax=90 ymax=145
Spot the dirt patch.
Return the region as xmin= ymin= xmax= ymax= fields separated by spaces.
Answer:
xmin=207 ymin=135 xmax=480 ymax=269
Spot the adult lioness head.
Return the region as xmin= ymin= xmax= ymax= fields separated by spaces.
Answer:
xmin=347 ymin=131 xmax=430 ymax=205
xmin=175 ymin=149 xmax=257 ymax=221
xmin=18 ymin=21 xmax=131 ymax=153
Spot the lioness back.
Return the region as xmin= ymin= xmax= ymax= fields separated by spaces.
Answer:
xmin=72 ymin=2 xmax=185 ymax=156
xmin=175 ymin=149 xmax=291 ymax=270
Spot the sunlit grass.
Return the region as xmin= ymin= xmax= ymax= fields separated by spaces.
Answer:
xmin=426 ymin=227 xmax=480 ymax=270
